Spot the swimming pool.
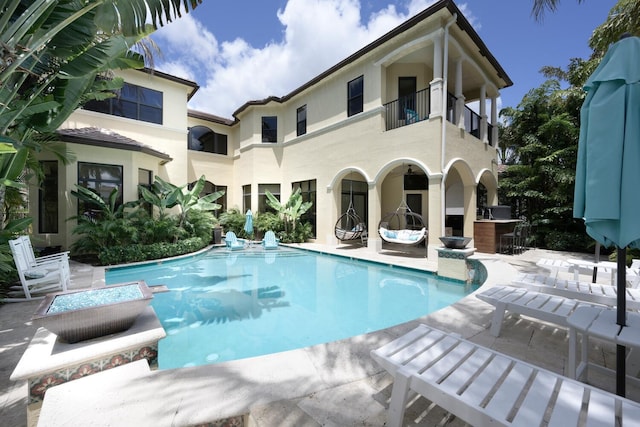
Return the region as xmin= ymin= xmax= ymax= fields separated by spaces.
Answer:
xmin=106 ymin=247 xmax=479 ymax=369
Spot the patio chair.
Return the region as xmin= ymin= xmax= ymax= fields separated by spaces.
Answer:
xmin=476 ymin=285 xmax=603 ymax=337
xmin=405 ymin=108 xmax=420 ymax=124
xmin=262 ymin=230 xmax=279 ymax=250
xmin=511 ymin=272 xmax=640 ymax=308
xmin=7 ymin=237 xmax=70 ymax=301
xmin=18 ymin=235 xmax=70 ymax=267
xmin=371 ymin=324 xmax=640 ymax=427
xmin=536 ymin=257 xmax=572 ymax=278
xmin=224 ymin=231 xmax=245 ymax=251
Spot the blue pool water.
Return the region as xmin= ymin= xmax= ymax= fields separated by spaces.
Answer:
xmin=106 ymin=247 xmax=479 ymax=369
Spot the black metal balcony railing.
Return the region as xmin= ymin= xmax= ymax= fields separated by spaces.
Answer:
xmin=386 ymin=89 xmax=494 ymax=147
xmin=384 ymin=88 xmax=430 ymax=130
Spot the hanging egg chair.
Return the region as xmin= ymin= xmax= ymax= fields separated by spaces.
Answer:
xmin=378 ymin=200 xmax=427 ymax=245
xmin=335 ymin=201 xmax=366 ymax=242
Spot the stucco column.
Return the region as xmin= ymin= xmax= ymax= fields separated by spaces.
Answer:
xmin=367 ymin=182 xmax=382 ymax=252
xmin=480 ymin=85 xmax=488 ymax=144
xmin=455 ymin=58 xmax=465 ymax=129
xmin=463 ymin=183 xmax=476 ymax=239
xmin=491 ymin=96 xmax=499 ymax=146
xmin=430 ymin=32 xmax=443 ymax=117
xmin=428 ymin=175 xmax=443 ymax=245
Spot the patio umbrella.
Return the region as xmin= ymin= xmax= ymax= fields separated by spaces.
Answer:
xmin=244 ymin=209 xmax=254 ymax=241
xmin=573 ymin=34 xmax=640 ymax=397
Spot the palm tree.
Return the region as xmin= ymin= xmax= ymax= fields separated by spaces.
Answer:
xmin=531 ymin=0 xmax=585 ymax=21
xmin=0 ymin=0 xmax=202 ymax=231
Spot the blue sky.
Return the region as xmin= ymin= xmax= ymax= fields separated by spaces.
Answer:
xmin=151 ymin=0 xmax=618 ymax=119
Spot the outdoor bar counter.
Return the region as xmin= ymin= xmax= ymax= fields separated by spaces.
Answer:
xmin=473 ymin=219 xmax=522 ymax=254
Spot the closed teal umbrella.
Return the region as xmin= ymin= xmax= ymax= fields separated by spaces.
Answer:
xmin=244 ymin=209 xmax=254 ymax=241
xmin=573 ymin=35 xmax=640 ymax=396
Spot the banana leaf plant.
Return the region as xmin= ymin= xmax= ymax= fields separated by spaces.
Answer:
xmin=265 ymin=188 xmax=313 ymax=233
xmin=139 ymin=175 xmax=224 ymax=230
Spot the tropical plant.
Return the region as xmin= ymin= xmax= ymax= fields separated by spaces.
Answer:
xmin=265 ymin=188 xmax=313 ymax=234
xmin=0 ymin=0 xmax=202 ymax=263
xmin=138 ymin=175 xmax=223 ymax=234
xmin=219 ymin=208 xmax=248 ymax=238
xmin=1 ymin=0 xmax=202 ymax=143
xmin=68 ymin=186 xmax=139 ymax=258
xmin=254 ymin=212 xmax=283 ymax=236
xmin=499 ymin=79 xmax=584 ymax=250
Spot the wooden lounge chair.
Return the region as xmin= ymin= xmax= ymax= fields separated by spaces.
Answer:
xmin=475 ymin=285 xmax=602 ymax=337
xmin=7 ymin=237 xmax=70 ymax=301
xmin=371 ymin=324 xmax=640 ymax=427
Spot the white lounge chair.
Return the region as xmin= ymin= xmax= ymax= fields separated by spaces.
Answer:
xmin=536 ymin=257 xmax=572 ymax=277
xmin=7 ymin=237 xmax=70 ymax=300
xmin=476 ymin=285 xmax=601 ymax=337
xmin=371 ymin=324 xmax=640 ymax=427
xmin=512 ymin=272 xmax=640 ymax=310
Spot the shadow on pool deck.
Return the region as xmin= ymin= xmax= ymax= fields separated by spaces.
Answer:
xmin=0 ymin=245 xmax=636 ymax=426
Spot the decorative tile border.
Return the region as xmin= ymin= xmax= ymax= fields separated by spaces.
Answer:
xmin=28 ymin=344 xmax=158 ymax=404
xmin=437 ymin=250 xmax=468 ymax=260
xmin=467 ymin=259 xmax=488 ymax=285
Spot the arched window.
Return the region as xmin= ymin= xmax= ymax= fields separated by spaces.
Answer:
xmin=188 ymin=126 xmax=228 ymax=155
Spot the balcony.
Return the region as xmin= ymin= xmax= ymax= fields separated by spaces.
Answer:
xmin=384 ymin=88 xmax=430 ymax=131
xmin=384 ymin=90 xmax=494 ymax=146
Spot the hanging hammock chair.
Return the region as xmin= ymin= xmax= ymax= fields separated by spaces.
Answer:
xmin=378 ymin=200 xmax=427 ymax=245
xmin=335 ymin=200 xmax=367 ymax=242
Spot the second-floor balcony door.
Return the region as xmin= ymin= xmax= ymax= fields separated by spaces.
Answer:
xmin=399 ymin=77 xmax=416 ymax=120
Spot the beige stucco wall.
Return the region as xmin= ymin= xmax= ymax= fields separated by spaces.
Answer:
xmin=30 ymin=5 xmax=509 ymax=253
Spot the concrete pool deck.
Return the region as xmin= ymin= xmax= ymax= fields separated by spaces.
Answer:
xmin=1 ymin=244 xmax=638 ymax=426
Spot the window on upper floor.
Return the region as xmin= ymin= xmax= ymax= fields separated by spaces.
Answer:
xmin=262 ymin=116 xmax=277 ymax=143
xmin=188 ymin=126 xmax=228 ymax=155
xmin=296 ymin=105 xmax=307 ymax=136
xmin=259 ymin=184 xmax=280 ymax=213
xmin=347 ymin=75 xmax=364 ymax=117
xmin=84 ymin=82 xmax=163 ymax=125
xmin=77 ymin=162 xmax=123 ymax=218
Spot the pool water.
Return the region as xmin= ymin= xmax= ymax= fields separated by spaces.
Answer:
xmin=106 ymin=247 xmax=479 ymax=369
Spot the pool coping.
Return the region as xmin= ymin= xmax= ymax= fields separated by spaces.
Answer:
xmin=35 ymin=249 xmax=515 ymax=426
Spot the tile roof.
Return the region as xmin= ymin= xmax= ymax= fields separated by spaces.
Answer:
xmin=57 ymin=127 xmax=173 ymax=164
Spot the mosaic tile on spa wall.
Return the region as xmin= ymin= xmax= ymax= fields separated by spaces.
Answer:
xmin=28 ymin=344 xmax=158 ymax=404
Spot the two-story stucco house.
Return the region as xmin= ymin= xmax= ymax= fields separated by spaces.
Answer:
xmin=31 ymin=0 xmax=512 ymax=257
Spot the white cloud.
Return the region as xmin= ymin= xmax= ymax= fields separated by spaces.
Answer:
xmin=151 ymin=0 xmax=475 ymax=118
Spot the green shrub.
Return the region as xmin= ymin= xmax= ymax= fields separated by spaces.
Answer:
xmin=254 ymin=211 xmax=283 ymax=239
xmin=99 ymin=237 xmax=206 ymax=265
xmin=183 ymin=210 xmax=215 ymax=243
xmin=544 ymin=231 xmax=593 ymax=252
xmin=219 ymin=208 xmax=247 ymax=237
xmin=277 ymin=222 xmax=313 ymax=244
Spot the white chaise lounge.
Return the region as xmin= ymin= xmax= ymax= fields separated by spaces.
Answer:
xmin=476 ymin=285 xmax=602 ymax=337
xmin=512 ymin=272 xmax=640 ymax=310
xmin=371 ymin=324 xmax=640 ymax=427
